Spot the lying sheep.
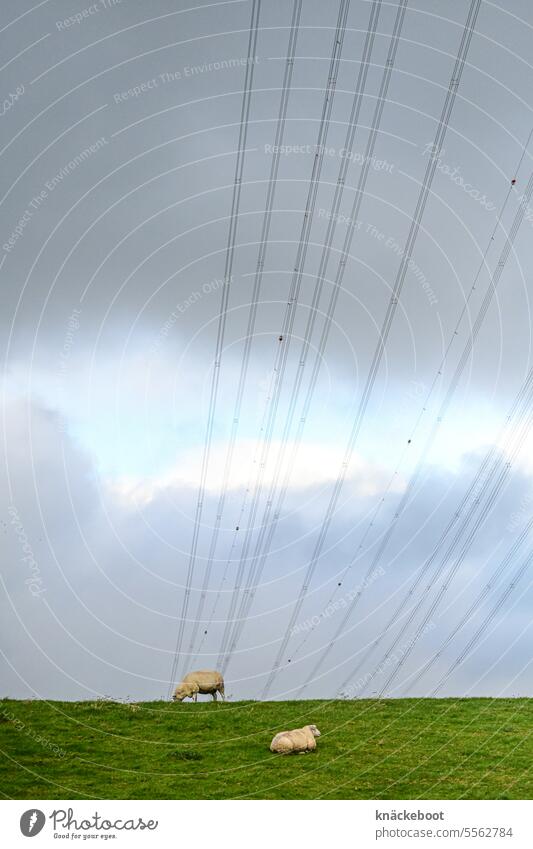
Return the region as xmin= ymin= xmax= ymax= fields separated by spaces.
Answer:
xmin=270 ymin=724 xmax=321 ymax=754
xmin=172 ymin=670 xmax=225 ymax=702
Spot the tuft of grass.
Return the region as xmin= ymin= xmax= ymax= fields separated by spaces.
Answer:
xmin=170 ymin=749 xmax=203 ymax=761
xmin=0 ymin=698 xmax=532 ymax=799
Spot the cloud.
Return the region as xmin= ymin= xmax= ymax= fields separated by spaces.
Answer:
xmin=108 ymin=437 xmax=406 ymax=505
xmin=1 ymin=0 xmax=533 ymax=703
xmin=1 ymin=392 xmax=533 ymax=701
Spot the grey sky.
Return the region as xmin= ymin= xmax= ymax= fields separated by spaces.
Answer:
xmin=1 ymin=0 xmax=533 ymax=701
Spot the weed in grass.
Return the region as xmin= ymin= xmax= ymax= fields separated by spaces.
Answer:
xmin=170 ymin=750 xmax=203 ymax=761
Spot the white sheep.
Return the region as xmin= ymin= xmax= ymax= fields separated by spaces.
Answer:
xmin=270 ymin=724 xmax=321 ymax=754
xmin=172 ymin=670 xmax=225 ymax=702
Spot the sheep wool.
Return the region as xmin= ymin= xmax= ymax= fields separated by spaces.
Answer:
xmin=270 ymin=724 xmax=321 ymax=754
xmin=173 ymin=670 xmax=225 ymax=702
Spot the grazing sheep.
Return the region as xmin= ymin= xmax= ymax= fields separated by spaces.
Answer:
xmin=270 ymin=724 xmax=321 ymax=754
xmin=172 ymin=670 xmax=225 ymax=702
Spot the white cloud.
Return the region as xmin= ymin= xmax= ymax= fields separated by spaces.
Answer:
xmin=107 ymin=438 xmax=406 ymax=506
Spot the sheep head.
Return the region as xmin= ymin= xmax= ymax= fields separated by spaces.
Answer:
xmin=172 ymin=682 xmax=198 ymax=701
xmin=308 ymin=724 xmax=321 ymax=737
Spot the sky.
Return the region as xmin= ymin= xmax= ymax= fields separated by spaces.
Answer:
xmin=1 ymin=0 xmax=533 ymax=702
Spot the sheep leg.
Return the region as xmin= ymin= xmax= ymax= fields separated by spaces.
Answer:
xmin=193 ymin=693 xmax=198 ymax=703
xmin=218 ymin=686 xmax=225 ymax=701
xmin=212 ymin=691 xmax=217 ymax=702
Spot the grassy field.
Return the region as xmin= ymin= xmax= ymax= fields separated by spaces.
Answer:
xmin=1 ymin=698 xmax=532 ymax=799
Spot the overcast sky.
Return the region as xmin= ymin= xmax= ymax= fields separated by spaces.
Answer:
xmin=1 ymin=0 xmax=533 ymax=702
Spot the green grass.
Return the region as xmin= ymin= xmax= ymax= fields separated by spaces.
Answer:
xmin=1 ymin=698 xmax=532 ymax=799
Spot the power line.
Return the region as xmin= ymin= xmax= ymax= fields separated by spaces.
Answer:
xmin=185 ymin=0 xmax=304 ymax=666
xmin=217 ymin=0 xmax=352 ymax=668
xmin=262 ymin=0 xmax=482 ymax=699
xmin=405 ymin=509 xmax=533 ymax=694
xmin=375 ymin=355 xmax=533 ymax=697
xmin=219 ymin=0 xmax=391 ymax=673
xmin=300 ymin=128 xmax=533 ymax=694
xmin=167 ymin=0 xmax=261 ymax=694
xmin=351 ymin=174 xmax=533 ymax=696
xmin=429 ymin=545 xmax=533 ymax=696
xmin=339 ymin=363 xmax=533 ymax=696
xmin=192 ymin=358 xmax=283 ymax=661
